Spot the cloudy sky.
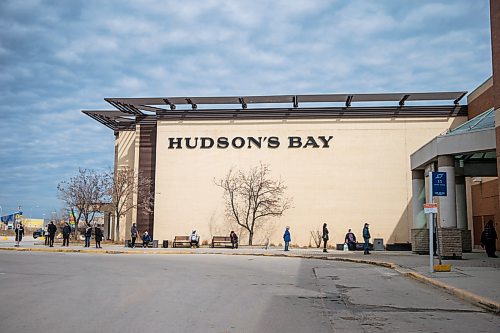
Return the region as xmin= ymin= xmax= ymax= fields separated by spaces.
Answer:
xmin=0 ymin=0 xmax=493 ymax=219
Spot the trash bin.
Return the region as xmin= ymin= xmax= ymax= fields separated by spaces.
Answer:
xmin=162 ymin=240 xmax=169 ymax=248
xmin=373 ymin=238 xmax=384 ymax=251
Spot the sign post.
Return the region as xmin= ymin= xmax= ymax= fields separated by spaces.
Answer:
xmin=427 ymin=171 xmax=447 ymax=273
xmin=428 ymin=173 xmax=434 ymax=273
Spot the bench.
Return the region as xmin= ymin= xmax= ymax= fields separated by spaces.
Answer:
xmin=336 ymin=243 xmax=373 ymax=251
xmin=172 ymin=236 xmax=198 ymax=248
xmin=126 ymin=239 xmax=158 ymax=248
xmin=211 ymin=236 xmax=235 ymax=248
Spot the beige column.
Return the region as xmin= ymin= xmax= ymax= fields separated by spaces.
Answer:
xmin=436 ymin=155 xmax=462 ymax=258
xmin=457 ymin=176 xmax=472 ymax=252
xmin=412 ymin=170 xmax=426 ymax=229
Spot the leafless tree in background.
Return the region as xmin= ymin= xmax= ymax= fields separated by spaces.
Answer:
xmin=105 ymin=166 xmax=154 ymax=241
xmin=57 ymin=168 xmax=107 ymax=239
xmin=216 ymin=163 xmax=292 ymax=246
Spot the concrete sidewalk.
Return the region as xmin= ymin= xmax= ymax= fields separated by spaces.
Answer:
xmin=1 ymin=239 xmax=499 ymax=313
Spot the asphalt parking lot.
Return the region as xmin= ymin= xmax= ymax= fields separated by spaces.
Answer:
xmin=1 ymin=251 xmax=499 ymax=333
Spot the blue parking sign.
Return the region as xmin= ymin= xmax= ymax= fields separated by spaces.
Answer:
xmin=432 ymin=172 xmax=447 ymax=196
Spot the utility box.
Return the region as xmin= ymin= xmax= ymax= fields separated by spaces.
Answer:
xmin=373 ymin=238 xmax=384 ymax=251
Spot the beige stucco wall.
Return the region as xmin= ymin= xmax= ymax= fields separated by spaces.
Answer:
xmin=152 ymin=117 xmax=466 ymax=247
xmin=115 ymin=130 xmax=139 ymax=241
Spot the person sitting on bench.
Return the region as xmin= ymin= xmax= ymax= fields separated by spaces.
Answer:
xmin=345 ymin=229 xmax=357 ymax=251
xmin=142 ymin=231 xmax=152 ymax=248
xmin=230 ymin=231 xmax=239 ymax=249
xmin=190 ymin=230 xmax=199 ymax=248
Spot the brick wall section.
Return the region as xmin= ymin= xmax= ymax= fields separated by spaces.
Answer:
xmin=437 ymin=228 xmax=462 ymax=259
xmin=411 ymin=228 xmax=429 ymax=254
xmin=136 ymin=124 xmax=157 ymax=237
xmin=467 ymin=84 xmax=494 ymax=119
xmin=461 ymin=229 xmax=472 ymax=252
xmin=490 ymin=0 xmax=500 ymax=251
xmin=492 ymin=0 xmax=500 ymax=109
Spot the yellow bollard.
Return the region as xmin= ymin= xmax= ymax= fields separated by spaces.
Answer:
xmin=433 ymin=264 xmax=452 ymax=272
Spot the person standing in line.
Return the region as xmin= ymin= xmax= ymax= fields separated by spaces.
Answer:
xmin=230 ymin=231 xmax=239 ymax=249
xmin=84 ymin=226 xmax=92 ymax=248
xmin=142 ymin=231 xmax=151 ymax=248
xmin=283 ymin=226 xmax=291 ymax=251
xmin=322 ymin=223 xmax=329 ymax=253
xmin=43 ymin=224 xmax=49 ymax=246
xmin=47 ymin=221 xmax=57 ymax=247
xmin=95 ymin=226 xmax=103 ymax=249
xmin=363 ymin=223 xmax=371 ymax=255
xmin=130 ymin=223 xmax=138 ymax=248
xmin=481 ymin=220 xmax=498 ymax=258
xmin=62 ymin=222 xmax=71 ymax=247
xmin=344 ymin=229 xmax=357 ymax=251
xmin=14 ymin=222 xmax=24 ymax=247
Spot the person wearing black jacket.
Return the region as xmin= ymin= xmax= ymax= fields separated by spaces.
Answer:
xmin=47 ymin=221 xmax=57 ymax=247
xmin=14 ymin=222 xmax=24 ymax=247
xmin=481 ymin=220 xmax=498 ymax=258
xmin=142 ymin=231 xmax=151 ymax=248
xmin=322 ymin=223 xmax=329 ymax=253
xmin=95 ymin=226 xmax=103 ymax=249
xmin=344 ymin=229 xmax=357 ymax=251
xmin=62 ymin=222 xmax=71 ymax=246
xmin=84 ymin=226 xmax=92 ymax=248
xmin=130 ymin=223 xmax=138 ymax=248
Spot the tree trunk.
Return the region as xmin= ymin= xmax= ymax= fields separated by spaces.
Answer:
xmin=248 ymin=230 xmax=254 ymax=246
xmin=115 ymin=215 xmax=120 ymax=243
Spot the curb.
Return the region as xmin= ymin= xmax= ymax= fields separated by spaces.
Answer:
xmin=1 ymin=246 xmax=499 ymax=314
xmin=404 ymin=271 xmax=500 ymax=314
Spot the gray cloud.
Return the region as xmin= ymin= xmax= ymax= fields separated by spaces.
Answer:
xmin=0 ymin=0 xmax=492 ymax=217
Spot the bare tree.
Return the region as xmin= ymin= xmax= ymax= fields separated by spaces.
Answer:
xmin=216 ymin=163 xmax=292 ymax=245
xmin=57 ymin=168 xmax=107 ymax=239
xmin=104 ymin=166 xmax=154 ymax=242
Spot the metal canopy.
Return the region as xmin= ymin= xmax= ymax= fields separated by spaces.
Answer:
xmin=84 ymin=91 xmax=468 ymax=130
xmin=104 ymin=91 xmax=467 ymax=113
xmin=82 ymin=110 xmax=136 ymax=131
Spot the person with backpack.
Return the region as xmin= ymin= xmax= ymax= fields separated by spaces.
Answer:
xmin=283 ymin=226 xmax=291 ymax=251
xmin=322 ymin=223 xmax=329 ymax=253
xmin=62 ymin=222 xmax=71 ymax=246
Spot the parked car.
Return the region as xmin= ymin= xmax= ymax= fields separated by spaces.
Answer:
xmin=33 ymin=228 xmax=44 ymax=238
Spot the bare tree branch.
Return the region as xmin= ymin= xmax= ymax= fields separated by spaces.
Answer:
xmin=215 ymin=163 xmax=292 ymax=245
xmin=104 ymin=166 xmax=154 ymax=241
xmin=57 ymin=168 xmax=107 ymax=239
